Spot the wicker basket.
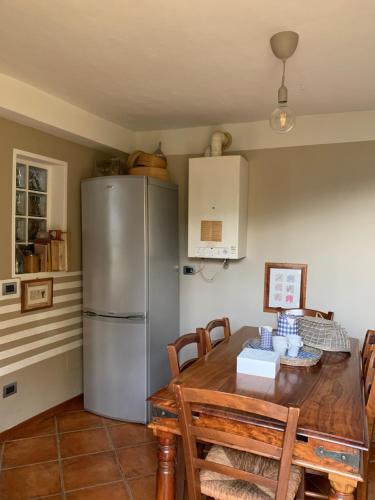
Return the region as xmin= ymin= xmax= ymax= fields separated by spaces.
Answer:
xmin=127 ymin=151 xmax=167 ymax=169
xmin=245 ymin=340 xmax=322 ymax=367
xmin=127 ymin=167 xmax=170 ymax=182
xmin=279 ymin=345 xmax=322 ymax=367
xmin=299 ymin=317 xmax=351 ymax=352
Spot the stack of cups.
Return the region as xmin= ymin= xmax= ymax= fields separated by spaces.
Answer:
xmin=286 ymin=334 xmax=303 ymax=357
xmin=272 ymin=335 xmax=303 ymax=357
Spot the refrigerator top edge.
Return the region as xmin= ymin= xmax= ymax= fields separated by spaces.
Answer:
xmin=81 ymin=175 xmax=177 ymax=190
xmin=81 ymin=175 xmax=146 ymax=185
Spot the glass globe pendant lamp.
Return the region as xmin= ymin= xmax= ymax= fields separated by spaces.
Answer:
xmin=270 ymin=61 xmax=296 ymax=133
xmin=269 ymin=31 xmax=299 ymax=133
xmin=270 ymin=105 xmax=295 ymax=132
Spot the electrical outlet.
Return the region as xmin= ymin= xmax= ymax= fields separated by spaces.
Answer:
xmin=183 ymin=266 xmax=195 ymax=275
xmin=0 ymin=279 xmax=20 ymax=300
xmin=3 ymin=382 xmax=17 ymax=398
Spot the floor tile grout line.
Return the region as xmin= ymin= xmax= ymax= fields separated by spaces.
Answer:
xmin=63 ymin=479 xmax=124 ymax=494
xmin=115 ymin=440 xmax=158 ymax=450
xmin=35 ymin=476 xmax=157 ymax=500
xmin=1 ymin=439 xmax=157 ymax=471
xmin=34 ymin=493 xmax=67 ymax=500
xmin=1 ymin=458 xmax=59 ymax=471
xmin=1 ymin=432 xmax=57 ymax=443
xmin=58 ymin=425 xmax=104 ymax=435
xmin=58 ymin=423 xmax=104 ymax=434
xmin=2 ymin=425 xmax=104 ymax=443
xmin=126 ymin=471 xmax=158 ymax=481
xmin=54 ymin=416 xmax=66 ymax=500
xmin=104 ymin=422 xmax=135 ymax=500
xmin=1 ymin=419 xmax=141 ymax=444
xmin=60 ymin=448 xmax=113 ymax=461
xmin=1 ymin=448 xmax=129 ymax=470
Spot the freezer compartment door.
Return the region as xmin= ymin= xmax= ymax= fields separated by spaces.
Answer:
xmin=81 ymin=176 xmax=147 ymax=315
xmin=148 ymin=180 xmax=179 ymax=396
xmin=83 ymin=314 xmax=147 ymax=423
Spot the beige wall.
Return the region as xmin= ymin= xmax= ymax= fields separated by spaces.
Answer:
xmin=0 ymin=115 xmax=113 ymax=279
xmin=0 ymin=117 xmax=115 ymax=432
xmin=0 ymin=346 xmax=82 ymax=432
xmin=168 ymin=141 xmax=375 ymax=340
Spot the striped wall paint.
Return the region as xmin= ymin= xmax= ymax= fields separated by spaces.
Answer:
xmin=0 ymin=272 xmax=82 ymax=377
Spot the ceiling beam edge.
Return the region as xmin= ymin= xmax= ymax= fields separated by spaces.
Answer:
xmin=0 ymin=72 xmax=134 ymax=153
xmin=135 ymin=110 xmax=375 ymax=155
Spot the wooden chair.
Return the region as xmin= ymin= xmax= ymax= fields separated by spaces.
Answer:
xmin=357 ymin=350 xmax=375 ymax=500
xmin=279 ymin=308 xmax=334 ymax=320
xmin=175 ymin=384 xmax=304 ymax=500
xmin=167 ymin=330 xmax=207 ymax=500
xmin=362 ymin=329 xmax=375 ymax=377
xmin=203 ymin=317 xmax=231 ymax=352
xmin=167 ymin=329 xmax=206 ymax=379
xmin=305 ymin=335 xmax=373 ymax=500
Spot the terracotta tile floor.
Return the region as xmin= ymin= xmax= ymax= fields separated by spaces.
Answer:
xmin=0 ymin=399 xmax=157 ymax=499
xmin=1 ymin=397 xmax=375 ymax=499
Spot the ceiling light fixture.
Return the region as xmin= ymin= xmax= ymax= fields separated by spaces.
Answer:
xmin=269 ymin=31 xmax=299 ymax=133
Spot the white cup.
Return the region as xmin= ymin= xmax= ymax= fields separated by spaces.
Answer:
xmin=287 ymin=334 xmax=303 ymax=358
xmin=272 ymin=336 xmax=288 ymax=356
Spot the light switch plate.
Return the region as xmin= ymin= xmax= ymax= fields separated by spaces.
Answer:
xmin=0 ymin=278 xmax=20 ymax=300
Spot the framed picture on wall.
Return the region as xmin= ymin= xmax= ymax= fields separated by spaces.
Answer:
xmin=21 ymin=278 xmax=53 ymax=313
xmin=263 ymin=262 xmax=307 ymax=313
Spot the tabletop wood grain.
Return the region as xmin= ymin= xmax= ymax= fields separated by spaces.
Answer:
xmin=158 ymin=326 xmax=367 ymax=450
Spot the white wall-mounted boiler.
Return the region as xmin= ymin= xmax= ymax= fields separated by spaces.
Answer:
xmin=188 ymin=155 xmax=249 ymax=259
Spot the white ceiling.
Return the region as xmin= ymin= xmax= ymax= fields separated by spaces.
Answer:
xmin=0 ymin=1 xmax=375 ymax=131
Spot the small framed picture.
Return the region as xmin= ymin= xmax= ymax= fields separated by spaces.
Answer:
xmin=263 ymin=262 xmax=307 ymax=313
xmin=21 ymin=278 xmax=53 ymax=313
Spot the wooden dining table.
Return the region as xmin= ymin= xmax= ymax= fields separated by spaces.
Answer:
xmin=148 ymin=326 xmax=368 ymax=500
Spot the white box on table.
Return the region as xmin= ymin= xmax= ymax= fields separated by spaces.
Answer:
xmin=237 ymin=348 xmax=280 ymax=379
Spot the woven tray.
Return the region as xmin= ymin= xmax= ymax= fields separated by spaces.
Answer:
xmin=244 ymin=339 xmax=322 ymax=367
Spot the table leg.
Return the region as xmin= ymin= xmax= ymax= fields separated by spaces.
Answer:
xmin=328 ymin=474 xmax=357 ymax=500
xmin=156 ymin=431 xmax=177 ymax=500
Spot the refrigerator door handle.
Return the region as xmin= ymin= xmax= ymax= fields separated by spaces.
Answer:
xmin=83 ymin=311 xmax=97 ymax=317
xmin=123 ymin=314 xmax=146 ymax=320
xmin=83 ymin=311 xmax=146 ymax=321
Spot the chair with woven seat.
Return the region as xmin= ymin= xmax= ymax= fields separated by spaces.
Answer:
xmin=279 ymin=308 xmax=334 ymax=320
xmin=167 ymin=330 xmax=207 ymax=500
xmin=362 ymin=329 xmax=375 ymax=377
xmin=175 ymin=384 xmax=304 ymax=500
xmin=167 ymin=329 xmax=206 ymax=379
xmin=357 ymin=350 xmax=375 ymax=500
xmin=203 ymin=317 xmax=231 ymax=352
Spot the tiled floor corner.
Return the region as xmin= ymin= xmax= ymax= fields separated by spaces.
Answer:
xmin=0 ymin=399 xmax=157 ymax=499
xmin=1 ymin=399 xmax=374 ymax=499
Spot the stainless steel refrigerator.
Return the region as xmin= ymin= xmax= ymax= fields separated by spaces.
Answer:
xmin=81 ymin=175 xmax=179 ymax=423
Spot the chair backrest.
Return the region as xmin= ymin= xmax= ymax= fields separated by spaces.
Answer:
xmin=365 ymin=351 xmax=375 ymax=410
xmin=362 ymin=330 xmax=375 ymax=377
xmin=175 ymin=384 xmax=300 ymax=500
xmin=203 ymin=317 xmax=231 ymax=352
xmin=167 ymin=329 xmax=205 ymax=379
xmin=280 ymin=308 xmax=334 ymax=320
